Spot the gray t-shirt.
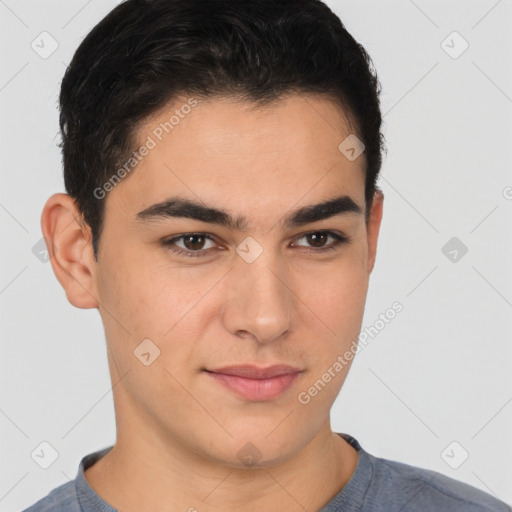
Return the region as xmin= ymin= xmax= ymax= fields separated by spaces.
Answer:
xmin=23 ymin=433 xmax=511 ymax=512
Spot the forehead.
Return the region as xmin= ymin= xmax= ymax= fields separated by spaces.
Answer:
xmin=106 ymin=93 xmax=366 ymax=224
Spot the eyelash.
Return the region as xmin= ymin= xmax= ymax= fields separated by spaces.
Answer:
xmin=161 ymin=230 xmax=350 ymax=259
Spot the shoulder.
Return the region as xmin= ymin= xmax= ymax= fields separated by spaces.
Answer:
xmin=368 ymin=453 xmax=511 ymax=511
xmin=22 ymin=481 xmax=81 ymax=512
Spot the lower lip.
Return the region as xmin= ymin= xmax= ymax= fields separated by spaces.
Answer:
xmin=205 ymin=371 xmax=300 ymax=401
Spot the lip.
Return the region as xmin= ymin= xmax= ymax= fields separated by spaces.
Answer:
xmin=206 ymin=364 xmax=302 ymax=379
xmin=204 ymin=364 xmax=302 ymax=401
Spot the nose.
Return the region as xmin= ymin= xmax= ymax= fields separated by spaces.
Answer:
xmin=221 ymin=250 xmax=294 ymax=344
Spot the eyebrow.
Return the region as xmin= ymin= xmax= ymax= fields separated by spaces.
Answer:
xmin=135 ymin=194 xmax=363 ymax=231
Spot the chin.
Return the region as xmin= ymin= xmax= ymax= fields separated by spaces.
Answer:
xmin=198 ymin=426 xmax=306 ymax=470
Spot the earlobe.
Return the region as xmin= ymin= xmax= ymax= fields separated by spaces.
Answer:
xmin=367 ymin=189 xmax=384 ymax=274
xmin=40 ymin=193 xmax=99 ymax=309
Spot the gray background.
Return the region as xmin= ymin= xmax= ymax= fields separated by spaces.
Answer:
xmin=1 ymin=0 xmax=511 ymax=510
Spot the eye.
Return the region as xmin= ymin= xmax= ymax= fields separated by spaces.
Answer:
xmin=161 ymin=230 xmax=350 ymax=259
xmin=162 ymin=233 xmax=218 ymax=258
xmin=292 ymin=230 xmax=350 ymax=252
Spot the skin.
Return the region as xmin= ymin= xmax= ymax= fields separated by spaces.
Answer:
xmin=42 ymin=93 xmax=384 ymax=512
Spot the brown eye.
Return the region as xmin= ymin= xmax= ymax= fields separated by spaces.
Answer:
xmin=305 ymin=232 xmax=329 ymax=248
xmin=293 ymin=231 xmax=349 ymax=251
xmin=162 ymin=233 xmax=217 ymax=258
xmin=182 ymin=234 xmax=208 ymax=250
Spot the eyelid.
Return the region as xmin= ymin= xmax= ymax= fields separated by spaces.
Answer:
xmin=292 ymin=230 xmax=349 ymax=248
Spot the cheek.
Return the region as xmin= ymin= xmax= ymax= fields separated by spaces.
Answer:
xmin=295 ymin=253 xmax=369 ymax=365
xmin=97 ymin=257 xmax=226 ymax=385
xmin=94 ymin=254 xmax=207 ymax=401
xmin=97 ymin=246 xmax=196 ymax=332
xmin=292 ymin=266 xmax=367 ymax=412
xmin=298 ymin=251 xmax=369 ymax=322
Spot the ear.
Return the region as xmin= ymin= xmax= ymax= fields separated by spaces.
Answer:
xmin=366 ymin=189 xmax=384 ymax=274
xmin=40 ymin=193 xmax=99 ymax=309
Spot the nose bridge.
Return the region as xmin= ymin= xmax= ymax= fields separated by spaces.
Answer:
xmin=223 ymin=243 xmax=294 ymax=343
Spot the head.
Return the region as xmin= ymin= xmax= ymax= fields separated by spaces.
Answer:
xmin=43 ymin=0 xmax=385 ymax=467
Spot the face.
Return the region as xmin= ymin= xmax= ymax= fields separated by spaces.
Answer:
xmin=69 ymin=94 xmax=383 ymax=467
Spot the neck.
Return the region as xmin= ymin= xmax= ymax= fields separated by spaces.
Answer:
xmin=85 ymin=417 xmax=358 ymax=511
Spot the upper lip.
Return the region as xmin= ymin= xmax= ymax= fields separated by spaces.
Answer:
xmin=205 ymin=364 xmax=302 ymax=379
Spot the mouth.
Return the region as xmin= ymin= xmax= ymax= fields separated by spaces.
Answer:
xmin=203 ymin=364 xmax=303 ymax=401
